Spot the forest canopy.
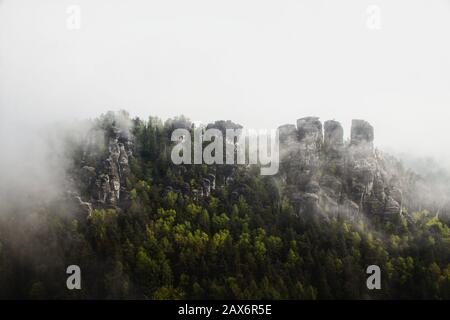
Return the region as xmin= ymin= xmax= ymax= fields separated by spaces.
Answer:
xmin=0 ymin=111 xmax=448 ymax=299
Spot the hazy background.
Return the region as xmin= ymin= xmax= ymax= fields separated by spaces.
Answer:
xmin=1 ymin=0 xmax=450 ymax=162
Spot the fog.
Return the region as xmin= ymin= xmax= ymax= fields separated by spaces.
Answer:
xmin=1 ymin=0 xmax=450 ymax=208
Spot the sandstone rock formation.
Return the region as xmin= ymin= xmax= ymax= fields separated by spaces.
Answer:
xmin=78 ymin=123 xmax=133 ymax=209
xmin=278 ymin=117 xmax=403 ymax=219
xmin=74 ymin=113 xmax=404 ymax=221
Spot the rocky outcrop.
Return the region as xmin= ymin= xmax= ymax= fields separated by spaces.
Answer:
xmin=95 ymin=133 xmax=132 ymax=206
xmin=75 ymin=195 xmax=93 ymax=216
xmin=279 ymin=124 xmax=298 ymax=147
xmin=324 ymin=120 xmax=343 ymax=153
xmin=323 ymin=120 xmax=345 ymax=175
xmin=350 ymin=119 xmax=374 ymax=156
xmin=351 ymin=119 xmax=374 ymax=146
xmin=64 ymin=191 xmax=93 ymax=217
xmin=278 ymin=117 xmax=404 ymax=219
xmin=296 ymin=117 xmax=323 ymax=167
xmin=78 ymin=124 xmax=133 ymax=209
xmin=74 ymin=113 xmax=404 ymax=221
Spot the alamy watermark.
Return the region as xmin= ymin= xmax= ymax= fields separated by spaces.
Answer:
xmin=64 ymin=263 xmax=381 ymax=291
xmin=366 ymin=265 xmax=381 ymax=290
xmin=66 ymin=265 xmax=81 ymax=290
xmin=366 ymin=5 xmax=382 ymax=31
xmin=170 ymin=128 xmax=279 ymax=175
xmin=66 ymin=5 xmax=82 ymax=30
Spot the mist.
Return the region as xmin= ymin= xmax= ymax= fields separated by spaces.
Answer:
xmin=1 ymin=0 xmax=450 ymax=213
xmin=0 ymin=116 xmax=90 ymax=213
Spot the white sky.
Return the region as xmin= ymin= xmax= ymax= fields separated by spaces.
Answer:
xmin=1 ymin=0 xmax=450 ymax=162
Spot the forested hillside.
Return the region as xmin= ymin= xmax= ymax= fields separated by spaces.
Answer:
xmin=0 ymin=111 xmax=448 ymax=299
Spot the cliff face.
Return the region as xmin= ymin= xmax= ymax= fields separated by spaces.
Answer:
xmin=74 ymin=125 xmax=133 ymax=214
xmin=279 ymin=117 xmax=404 ymax=219
xmin=73 ymin=114 xmax=409 ymax=221
xmin=92 ymin=129 xmax=133 ymax=206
